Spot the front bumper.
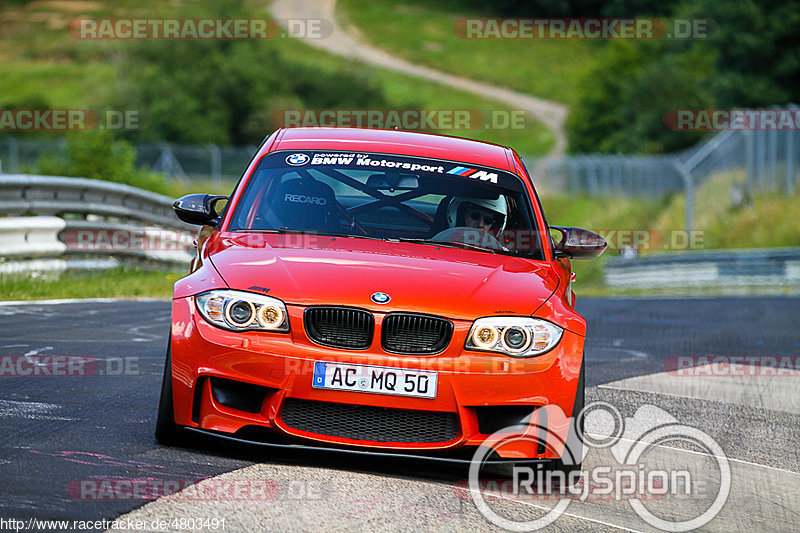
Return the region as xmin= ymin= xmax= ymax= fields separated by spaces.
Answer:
xmin=170 ymin=296 xmax=584 ymax=460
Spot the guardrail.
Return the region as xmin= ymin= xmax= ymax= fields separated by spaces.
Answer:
xmin=0 ymin=174 xmax=192 ymax=228
xmin=605 ymin=248 xmax=800 ymax=289
xmin=0 ymin=175 xmax=195 ymax=273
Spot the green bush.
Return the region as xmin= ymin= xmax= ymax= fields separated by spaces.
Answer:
xmin=35 ymin=129 xmax=170 ymax=194
xmin=567 ymin=40 xmax=713 ymax=154
xmin=115 ymin=1 xmax=388 ymax=145
xmin=565 ymin=0 xmax=800 ymax=155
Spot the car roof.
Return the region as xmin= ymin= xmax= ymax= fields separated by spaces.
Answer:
xmin=267 ymin=127 xmax=516 ymax=172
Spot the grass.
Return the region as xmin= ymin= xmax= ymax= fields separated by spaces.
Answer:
xmin=277 ymin=37 xmax=554 ymax=155
xmin=0 ymin=0 xmax=555 ymax=156
xmin=0 ymin=62 xmax=117 ymax=109
xmin=543 ymin=170 xmax=800 ymax=250
xmin=338 ymin=0 xmax=600 ymax=106
xmin=0 ymin=267 xmax=180 ymax=301
xmin=541 ymin=169 xmax=800 ymax=293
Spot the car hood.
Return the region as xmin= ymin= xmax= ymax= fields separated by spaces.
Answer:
xmin=206 ymin=233 xmax=559 ymax=320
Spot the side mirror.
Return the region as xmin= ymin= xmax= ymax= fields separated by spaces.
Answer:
xmin=173 ymin=194 xmax=229 ymax=226
xmin=550 ymin=226 xmax=607 ymax=260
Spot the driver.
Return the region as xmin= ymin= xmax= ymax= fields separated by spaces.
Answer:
xmin=446 ymin=196 xmax=507 ymax=238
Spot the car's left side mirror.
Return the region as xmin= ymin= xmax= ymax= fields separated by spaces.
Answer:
xmin=173 ymin=194 xmax=229 ymax=226
xmin=550 ymin=226 xmax=607 ymax=260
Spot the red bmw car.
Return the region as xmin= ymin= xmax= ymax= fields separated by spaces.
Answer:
xmin=156 ymin=127 xmax=606 ymax=468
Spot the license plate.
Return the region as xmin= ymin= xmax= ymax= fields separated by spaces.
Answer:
xmin=312 ymin=361 xmax=437 ymax=399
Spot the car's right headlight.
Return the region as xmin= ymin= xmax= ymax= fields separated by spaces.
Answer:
xmin=195 ymin=290 xmax=289 ymax=332
xmin=466 ymin=317 xmax=562 ymax=357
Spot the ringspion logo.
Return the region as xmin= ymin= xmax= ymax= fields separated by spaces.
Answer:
xmin=468 ymin=402 xmax=731 ymax=531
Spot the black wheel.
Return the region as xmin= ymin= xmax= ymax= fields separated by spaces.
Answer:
xmin=552 ymin=357 xmax=585 ymax=477
xmin=155 ymin=342 xmax=188 ymax=445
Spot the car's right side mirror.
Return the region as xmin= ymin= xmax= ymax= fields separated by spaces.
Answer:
xmin=550 ymin=226 xmax=607 ymax=260
xmin=173 ymin=194 xmax=229 ymax=226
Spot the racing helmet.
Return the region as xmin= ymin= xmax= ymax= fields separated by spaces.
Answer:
xmin=446 ymin=196 xmax=508 ymax=232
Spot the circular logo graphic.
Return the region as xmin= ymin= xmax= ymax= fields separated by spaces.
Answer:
xmin=286 ymin=153 xmax=310 ymax=166
xmin=467 ymin=402 xmax=731 ymax=532
xmin=370 ymin=292 xmax=391 ymax=304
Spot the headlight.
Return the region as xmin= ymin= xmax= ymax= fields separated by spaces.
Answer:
xmin=195 ymin=290 xmax=289 ymax=332
xmin=466 ymin=317 xmax=562 ymax=357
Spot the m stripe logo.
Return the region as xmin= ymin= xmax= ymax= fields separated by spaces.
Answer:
xmin=447 ymin=166 xmax=477 ymax=176
xmin=447 ymin=166 xmax=499 ymax=184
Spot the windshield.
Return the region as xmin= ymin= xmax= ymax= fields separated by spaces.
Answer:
xmin=228 ymin=151 xmax=544 ymax=260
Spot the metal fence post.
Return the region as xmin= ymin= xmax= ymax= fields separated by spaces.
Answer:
xmin=787 ymin=129 xmax=796 ymax=194
xmin=8 ymin=137 xmax=19 ymax=173
xmin=207 ymin=144 xmax=222 ymax=186
xmin=746 ymin=130 xmax=756 ymax=200
xmin=756 ymin=130 xmax=766 ymax=190
xmin=768 ymin=129 xmax=778 ymax=190
xmin=673 ymin=159 xmax=693 ymax=236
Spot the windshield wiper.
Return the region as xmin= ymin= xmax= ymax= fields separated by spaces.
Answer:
xmin=391 ymin=238 xmax=498 ymax=254
xmin=241 ymin=228 xmax=386 ymax=242
xmin=236 ymin=228 xmax=319 ymax=235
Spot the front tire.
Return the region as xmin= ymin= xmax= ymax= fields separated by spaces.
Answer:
xmin=155 ymin=342 xmax=188 ymax=445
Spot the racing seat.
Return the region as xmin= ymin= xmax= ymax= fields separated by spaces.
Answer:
xmin=268 ymin=178 xmax=340 ymax=232
xmin=427 ymin=196 xmax=453 ymax=237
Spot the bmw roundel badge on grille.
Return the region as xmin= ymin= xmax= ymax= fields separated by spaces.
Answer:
xmin=371 ymin=292 xmax=391 ymax=304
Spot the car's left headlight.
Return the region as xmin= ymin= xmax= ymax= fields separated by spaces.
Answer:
xmin=195 ymin=289 xmax=289 ymax=332
xmin=466 ymin=317 xmax=562 ymax=357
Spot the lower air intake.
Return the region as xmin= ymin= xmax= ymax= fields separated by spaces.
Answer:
xmin=280 ymin=398 xmax=459 ymax=443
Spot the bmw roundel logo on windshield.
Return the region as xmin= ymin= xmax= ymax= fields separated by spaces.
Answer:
xmin=286 ymin=153 xmax=310 ymax=166
xmin=371 ymin=292 xmax=391 ymax=304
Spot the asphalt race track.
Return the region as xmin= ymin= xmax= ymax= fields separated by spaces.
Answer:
xmin=0 ymin=297 xmax=798 ymax=532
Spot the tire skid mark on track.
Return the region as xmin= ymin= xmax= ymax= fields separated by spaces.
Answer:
xmin=0 ymin=399 xmax=75 ymax=421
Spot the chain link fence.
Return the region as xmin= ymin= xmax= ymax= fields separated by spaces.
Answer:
xmin=532 ymin=105 xmax=799 ymax=232
xmin=0 ymin=137 xmax=258 ymax=186
xmin=533 ymin=105 xmax=799 ymax=199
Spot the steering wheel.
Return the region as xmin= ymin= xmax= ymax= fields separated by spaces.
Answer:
xmin=431 ymin=227 xmax=505 ymax=250
xmin=334 ymin=203 xmax=370 ymax=236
